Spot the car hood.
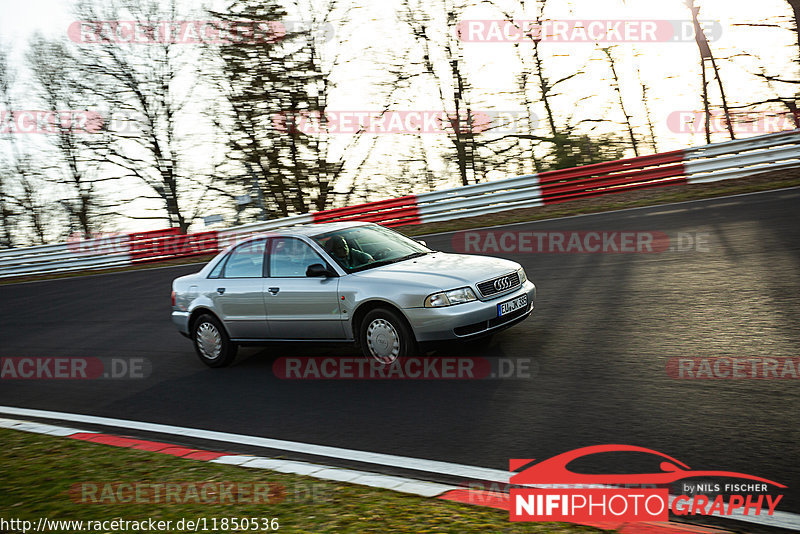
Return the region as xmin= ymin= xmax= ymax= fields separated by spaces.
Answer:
xmin=351 ymin=252 xmax=520 ymax=290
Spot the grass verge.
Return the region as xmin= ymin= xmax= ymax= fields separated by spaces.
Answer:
xmin=0 ymin=427 xmax=599 ymax=533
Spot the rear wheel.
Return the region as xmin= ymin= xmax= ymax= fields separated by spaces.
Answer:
xmin=359 ymin=308 xmax=416 ymax=364
xmin=192 ymin=314 xmax=237 ymax=368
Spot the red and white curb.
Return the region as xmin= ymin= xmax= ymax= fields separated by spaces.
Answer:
xmin=0 ymin=417 xmax=451 ymax=498
xmin=0 ymin=413 xmax=740 ymax=534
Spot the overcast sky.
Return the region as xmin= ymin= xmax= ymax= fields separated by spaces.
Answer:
xmin=3 ymin=0 xmax=795 ymax=146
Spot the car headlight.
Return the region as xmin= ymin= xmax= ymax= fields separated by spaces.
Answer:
xmin=424 ymin=287 xmax=477 ymax=307
xmin=517 ymin=267 xmax=527 ymax=284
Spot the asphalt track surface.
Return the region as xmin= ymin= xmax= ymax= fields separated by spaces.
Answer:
xmin=1 ymin=188 xmax=799 ymax=520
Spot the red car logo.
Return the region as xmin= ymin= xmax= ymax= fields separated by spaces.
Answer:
xmin=510 ymin=444 xmax=785 ymax=487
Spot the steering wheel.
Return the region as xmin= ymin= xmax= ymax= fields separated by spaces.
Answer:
xmin=371 ymin=248 xmax=394 ymax=260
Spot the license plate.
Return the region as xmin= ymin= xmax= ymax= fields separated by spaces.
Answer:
xmin=498 ymin=294 xmax=528 ymax=316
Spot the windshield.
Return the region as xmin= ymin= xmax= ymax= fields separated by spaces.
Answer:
xmin=313 ymin=225 xmax=431 ymax=272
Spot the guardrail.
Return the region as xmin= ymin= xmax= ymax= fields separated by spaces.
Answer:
xmin=684 ymin=130 xmax=800 ymax=183
xmin=2 ymin=129 xmax=799 ymax=279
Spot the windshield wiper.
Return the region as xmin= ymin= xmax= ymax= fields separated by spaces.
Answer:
xmin=351 ymin=258 xmax=400 ymax=272
xmin=350 ymin=251 xmax=430 ymax=272
xmin=401 ymin=251 xmax=429 ymax=260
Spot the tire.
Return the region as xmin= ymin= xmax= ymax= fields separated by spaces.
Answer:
xmin=192 ymin=314 xmax=237 ymax=368
xmin=359 ymin=308 xmax=417 ymax=364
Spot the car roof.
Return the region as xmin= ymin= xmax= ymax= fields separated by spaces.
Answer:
xmin=234 ymin=221 xmax=375 ymax=243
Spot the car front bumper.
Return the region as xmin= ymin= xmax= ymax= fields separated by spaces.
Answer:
xmin=403 ymin=281 xmax=536 ymax=342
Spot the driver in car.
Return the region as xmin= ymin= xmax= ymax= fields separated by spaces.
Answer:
xmin=327 ymin=235 xmax=374 ymax=269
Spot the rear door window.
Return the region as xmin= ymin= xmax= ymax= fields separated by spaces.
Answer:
xmin=223 ymin=240 xmax=267 ymax=278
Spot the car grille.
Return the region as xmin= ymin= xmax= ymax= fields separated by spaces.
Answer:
xmin=477 ymin=272 xmax=520 ymax=298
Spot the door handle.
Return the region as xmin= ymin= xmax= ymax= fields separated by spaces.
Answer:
xmin=268 ymin=287 xmax=280 ymax=295
xmin=216 ymin=287 xmax=225 ymax=295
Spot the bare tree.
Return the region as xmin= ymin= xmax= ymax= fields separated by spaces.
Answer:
xmin=400 ymin=0 xmax=486 ymax=186
xmin=601 ymin=46 xmax=639 ymax=156
xmin=492 ymin=0 xmax=547 ymax=174
xmin=69 ymin=0 xmax=214 ymax=232
xmin=26 ymin=36 xmax=112 ymax=238
xmin=209 ymin=0 xmax=352 ymax=218
xmin=686 ymin=0 xmax=735 ymax=141
xmin=0 ymin=47 xmax=53 ymax=246
xmin=635 ymin=63 xmax=658 ymax=153
xmin=0 ymin=47 xmax=17 ymax=247
xmin=482 ymin=0 xmax=630 ymax=170
xmin=750 ymin=1 xmax=800 ymax=123
xmin=788 ymin=0 xmax=800 ymax=64
xmin=210 ymin=0 xmax=411 ymax=218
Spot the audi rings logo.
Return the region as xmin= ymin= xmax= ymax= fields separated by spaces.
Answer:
xmin=494 ymin=276 xmax=514 ymax=292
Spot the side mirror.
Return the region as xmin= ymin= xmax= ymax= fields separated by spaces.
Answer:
xmin=306 ymin=263 xmax=335 ymax=277
xmin=416 ymin=240 xmax=427 ymax=247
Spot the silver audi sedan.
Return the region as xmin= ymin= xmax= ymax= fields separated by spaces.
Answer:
xmin=171 ymin=222 xmax=536 ymax=367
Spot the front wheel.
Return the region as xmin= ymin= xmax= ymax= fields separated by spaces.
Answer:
xmin=359 ymin=308 xmax=417 ymax=364
xmin=192 ymin=314 xmax=237 ymax=368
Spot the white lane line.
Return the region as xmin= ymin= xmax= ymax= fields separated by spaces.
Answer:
xmin=0 ymin=415 xmax=456 ymax=498
xmin=212 ymin=455 xmax=260 ymax=466
xmin=640 ymin=209 xmax=688 ymax=216
xmin=2 ymin=406 xmax=799 ymax=530
xmin=0 ymin=417 xmax=96 ymax=437
xmin=0 ymin=406 xmax=507 ymax=482
xmin=213 ymin=457 xmax=452 ymax=496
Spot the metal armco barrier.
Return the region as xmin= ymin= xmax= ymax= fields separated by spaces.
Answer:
xmin=537 ymin=150 xmax=687 ymax=203
xmin=128 ymin=228 xmax=219 ymax=264
xmin=2 ymin=129 xmax=798 ymax=278
xmin=312 ymin=195 xmax=420 ymax=227
xmin=684 ymin=130 xmax=800 ymax=183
